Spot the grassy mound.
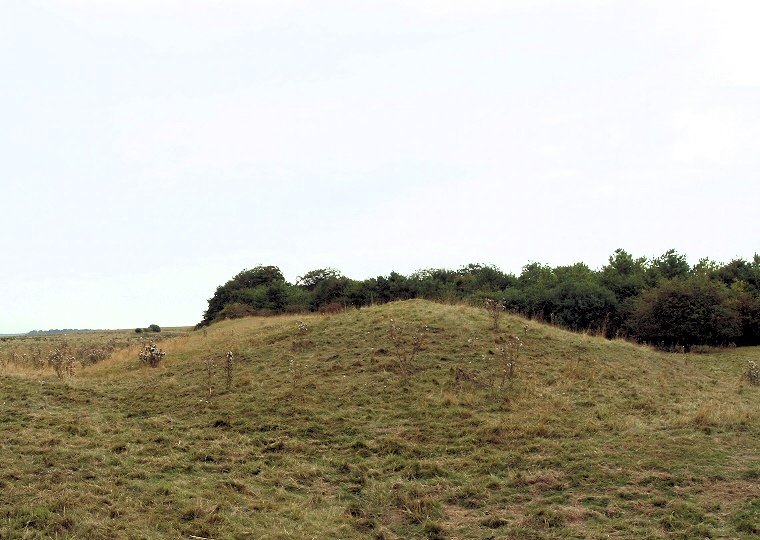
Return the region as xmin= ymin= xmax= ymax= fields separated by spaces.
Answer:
xmin=1 ymin=300 xmax=758 ymax=539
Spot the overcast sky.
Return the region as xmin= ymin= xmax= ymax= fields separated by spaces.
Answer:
xmin=1 ymin=1 xmax=758 ymax=332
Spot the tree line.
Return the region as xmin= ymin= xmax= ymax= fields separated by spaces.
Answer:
xmin=198 ymin=249 xmax=760 ymax=349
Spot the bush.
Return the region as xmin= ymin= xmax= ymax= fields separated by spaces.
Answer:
xmin=744 ymin=361 xmax=759 ymax=385
xmin=215 ymin=302 xmax=257 ymax=321
xmin=285 ymin=286 xmax=313 ymax=312
xmin=139 ymin=342 xmax=165 ymax=368
xmin=135 ymin=328 xmax=143 ymax=333
xmin=630 ymin=278 xmax=741 ymax=348
xmin=201 ymin=265 xmax=286 ymax=324
xmin=148 ymin=324 xmax=161 ymax=332
xmin=546 ymin=279 xmax=618 ymax=333
xmin=733 ymin=289 xmax=760 ymax=346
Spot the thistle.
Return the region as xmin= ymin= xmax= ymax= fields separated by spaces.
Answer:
xmin=225 ymin=351 xmax=234 ymax=391
xmin=138 ymin=342 xmax=166 ymax=368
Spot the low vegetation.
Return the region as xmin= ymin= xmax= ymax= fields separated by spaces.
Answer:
xmin=138 ymin=341 xmax=166 ymax=368
xmin=135 ymin=324 xmax=162 ymax=334
xmin=198 ymin=250 xmax=760 ymax=349
xmin=0 ymin=300 xmax=757 ymax=538
xmin=0 ymin=328 xmax=187 ymax=374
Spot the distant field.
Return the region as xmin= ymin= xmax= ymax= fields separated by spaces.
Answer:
xmin=0 ymin=300 xmax=757 ymax=539
xmin=0 ymin=327 xmax=191 ymax=373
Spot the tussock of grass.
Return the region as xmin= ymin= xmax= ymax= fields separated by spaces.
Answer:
xmin=1 ymin=300 xmax=758 ymax=539
xmin=691 ymin=401 xmax=756 ymax=428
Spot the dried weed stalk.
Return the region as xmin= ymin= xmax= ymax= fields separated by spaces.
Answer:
xmin=484 ymin=298 xmax=505 ymax=331
xmin=206 ymin=356 xmax=216 ymax=397
xmin=225 ymin=351 xmax=234 ymax=391
xmin=291 ymin=320 xmax=314 ymax=352
xmin=388 ymin=318 xmax=427 ymax=380
xmin=288 ymin=356 xmax=305 ymax=398
xmin=454 ymin=366 xmax=487 ymax=388
xmin=32 ymin=348 xmax=44 ymax=369
xmin=496 ymin=335 xmax=523 ymax=389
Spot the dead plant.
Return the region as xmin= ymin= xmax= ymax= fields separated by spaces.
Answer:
xmin=138 ymin=342 xmax=166 ymax=368
xmin=745 ymin=360 xmax=759 ymax=386
xmin=388 ymin=318 xmax=427 ymax=380
xmin=225 ymin=351 xmax=234 ymax=391
xmin=496 ymin=335 xmax=522 ymax=390
xmin=206 ymin=356 xmax=216 ymax=397
xmin=484 ymin=298 xmax=505 ymax=331
xmin=49 ymin=348 xmax=75 ymax=379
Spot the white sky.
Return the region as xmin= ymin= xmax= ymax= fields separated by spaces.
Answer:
xmin=1 ymin=0 xmax=758 ymax=332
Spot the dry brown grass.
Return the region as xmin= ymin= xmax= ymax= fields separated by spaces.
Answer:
xmin=690 ymin=401 xmax=756 ymax=427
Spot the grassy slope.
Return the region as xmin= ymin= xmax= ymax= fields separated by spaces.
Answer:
xmin=1 ymin=300 xmax=758 ymax=539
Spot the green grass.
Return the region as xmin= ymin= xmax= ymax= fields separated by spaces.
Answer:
xmin=1 ymin=300 xmax=758 ymax=539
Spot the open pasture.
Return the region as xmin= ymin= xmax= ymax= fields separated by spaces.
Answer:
xmin=0 ymin=301 xmax=758 ymax=539
xmin=0 ymin=328 xmax=190 ymax=375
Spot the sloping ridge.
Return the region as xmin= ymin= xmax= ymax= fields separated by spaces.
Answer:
xmin=2 ymin=299 xmax=758 ymax=539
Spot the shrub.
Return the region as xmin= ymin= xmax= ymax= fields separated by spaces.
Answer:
xmin=80 ymin=346 xmax=112 ymax=366
xmin=388 ymin=318 xmax=427 ymax=380
xmin=733 ymin=289 xmax=760 ymax=346
xmin=139 ymin=342 xmax=165 ymax=368
xmin=546 ymin=279 xmax=618 ymax=333
xmin=49 ymin=348 xmax=75 ymax=379
xmin=745 ymin=361 xmax=759 ymax=386
xmin=311 ymin=275 xmax=350 ymax=310
xmin=201 ymin=265 xmax=286 ymax=325
xmin=285 ymin=286 xmax=313 ymax=313
xmin=148 ymin=324 xmax=161 ymax=332
xmin=215 ymin=302 xmax=257 ymax=321
xmin=630 ymin=278 xmax=741 ymax=348
xmin=484 ymin=298 xmax=504 ymax=331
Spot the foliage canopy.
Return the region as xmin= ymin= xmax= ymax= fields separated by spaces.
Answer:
xmin=198 ymin=251 xmax=760 ymax=348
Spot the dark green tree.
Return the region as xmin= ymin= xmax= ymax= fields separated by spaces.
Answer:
xmin=646 ymin=249 xmax=690 ymax=285
xmin=201 ymin=265 xmax=286 ymax=325
xmin=715 ymin=258 xmax=760 ymax=294
xmin=599 ymin=249 xmax=648 ymax=335
xmin=311 ymin=275 xmax=350 ymax=310
xmin=296 ymin=268 xmax=343 ymax=291
xmin=504 ymin=262 xmax=556 ymax=319
xmin=600 ymin=249 xmax=647 ymax=301
xmin=374 ymin=272 xmax=415 ymax=303
xmin=548 ymin=265 xmax=618 ymax=332
xmin=408 ymin=268 xmax=459 ymax=300
xmin=731 ymin=283 xmax=760 ymax=346
xmin=456 ymin=263 xmax=513 ymax=293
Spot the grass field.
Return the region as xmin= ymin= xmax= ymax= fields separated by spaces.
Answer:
xmin=1 ymin=300 xmax=758 ymax=539
xmin=0 ymin=327 xmax=190 ymax=374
